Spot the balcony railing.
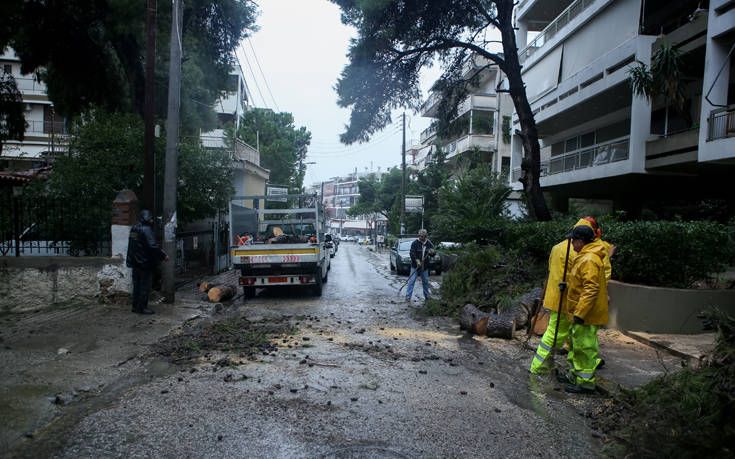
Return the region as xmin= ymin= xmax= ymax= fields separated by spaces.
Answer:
xmin=13 ymin=77 xmax=48 ymax=95
xmin=707 ymin=106 xmax=735 ymax=141
xmin=511 ymin=137 xmax=629 ymax=182
xmin=420 ymin=124 xmax=437 ymax=143
xmin=518 ymin=0 xmax=596 ymax=64
xmin=24 ymin=120 xmax=67 ymax=135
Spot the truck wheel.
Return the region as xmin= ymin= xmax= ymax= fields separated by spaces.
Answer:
xmin=390 ymin=260 xmax=395 ymax=272
xmin=243 ymin=286 xmax=256 ymax=298
xmin=313 ymin=271 xmax=323 ymax=296
xmin=323 ymin=269 xmax=329 ymax=283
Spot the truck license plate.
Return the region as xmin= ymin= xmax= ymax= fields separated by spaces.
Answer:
xmin=268 ymin=277 xmax=288 ymax=283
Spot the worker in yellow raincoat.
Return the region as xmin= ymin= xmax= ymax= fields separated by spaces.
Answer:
xmin=560 ymin=224 xmax=609 ymax=393
xmin=529 ymin=217 xmax=613 ymax=375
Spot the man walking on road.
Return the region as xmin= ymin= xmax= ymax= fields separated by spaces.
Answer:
xmin=405 ymin=229 xmax=435 ymax=302
xmin=126 ymin=210 xmax=169 ymax=314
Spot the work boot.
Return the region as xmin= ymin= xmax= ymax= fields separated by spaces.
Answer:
xmin=564 ymin=383 xmax=595 ymax=394
xmin=555 ymin=369 xmax=573 ymax=384
xmin=135 ymin=307 xmax=155 ymax=315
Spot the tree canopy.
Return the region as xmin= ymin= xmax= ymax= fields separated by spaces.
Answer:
xmin=432 ymin=164 xmax=511 ymax=243
xmin=0 ymin=73 xmax=24 ymax=150
xmin=330 ymin=0 xmax=551 ymax=221
xmin=28 ymin=110 xmax=233 ymax=225
xmin=0 ymin=0 xmax=257 ymax=134
xmin=236 ymin=108 xmax=312 ymax=190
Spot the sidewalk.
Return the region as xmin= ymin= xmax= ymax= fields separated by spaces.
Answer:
xmin=0 ymin=270 xmax=236 ymax=454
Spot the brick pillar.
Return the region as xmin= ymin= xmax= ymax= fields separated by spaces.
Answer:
xmin=109 ymin=190 xmax=139 ymax=298
xmin=111 ymin=189 xmax=139 ymax=259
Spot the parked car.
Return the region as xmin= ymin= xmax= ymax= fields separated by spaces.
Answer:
xmin=389 ymin=238 xmax=442 ymax=275
xmin=324 ymin=234 xmax=336 ymax=258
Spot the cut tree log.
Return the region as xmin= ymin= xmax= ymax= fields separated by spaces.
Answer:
xmin=199 ymin=281 xmax=220 ymax=292
xmin=459 ymin=303 xmax=516 ymax=339
xmin=207 ymin=285 xmax=236 ymax=302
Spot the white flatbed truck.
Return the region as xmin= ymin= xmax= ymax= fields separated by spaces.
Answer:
xmin=229 ymin=194 xmax=329 ymax=297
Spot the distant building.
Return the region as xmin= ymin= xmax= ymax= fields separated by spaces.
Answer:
xmin=511 ymin=0 xmax=735 ymax=215
xmin=313 ymin=169 xmax=387 ymax=235
xmin=1 ymin=48 xmax=67 ymax=172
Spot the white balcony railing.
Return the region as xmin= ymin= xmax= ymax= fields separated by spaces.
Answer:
xmin=511 ymin=136 xmax=629 ymax=181
xmin=13 ymin=77 xmax=48 ymax=95
xmin=445 ymin=134 xmax=495 ymax=158
xmin=518 ymin=0 xmax=596 ymax=64
xmin=707 ymin=106 xmax=735 ymax=141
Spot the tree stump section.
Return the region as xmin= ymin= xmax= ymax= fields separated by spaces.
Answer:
xmin=199 ymin=281 xmax=219 ymax=293
xmin=460 ymin=303 xmax=515 ymax=339
xmin=207 ymin=285 xmax=236 ymax=302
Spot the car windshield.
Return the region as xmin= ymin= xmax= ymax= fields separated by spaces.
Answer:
xmin=398 ymin=241 xmax=412 ymax=251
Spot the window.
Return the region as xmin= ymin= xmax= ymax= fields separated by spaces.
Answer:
xmin=2 ymin=64 xmax=11 ymax=74
xmin=564 ymin=137 xmax=578 ymax=152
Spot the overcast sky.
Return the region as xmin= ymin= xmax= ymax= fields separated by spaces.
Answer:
xmin=237 ymin=0 xmax=439 ymax=187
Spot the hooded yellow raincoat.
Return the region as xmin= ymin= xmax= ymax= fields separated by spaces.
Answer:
xmin=566 ymin=240 xmax=609 ymax=326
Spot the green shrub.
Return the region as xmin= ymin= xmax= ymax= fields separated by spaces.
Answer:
xmin=428 ymin=244 xmax=545 ymax=317
xmin=601 ymin=308 xmax=735 ymax=458
xmin=499 ymin=219 xmax=735 ymax=289
xmin=603 ymin=220 xmax=735 ymax=288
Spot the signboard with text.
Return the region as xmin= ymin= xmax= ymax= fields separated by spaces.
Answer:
xmin=405 ymin=195 xmax=424 ymax=213
xmin=266 ymin=186 xmax=288 ymax=202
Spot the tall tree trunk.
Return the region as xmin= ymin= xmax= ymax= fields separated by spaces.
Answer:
xmin=496 ymin=0 xmax=552 ymax=222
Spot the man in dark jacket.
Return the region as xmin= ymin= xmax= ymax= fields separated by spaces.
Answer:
xmin=126 ymin=210 xmax=168 ymax=314
xmin=405 ymin=229 xmax=435 ymax=302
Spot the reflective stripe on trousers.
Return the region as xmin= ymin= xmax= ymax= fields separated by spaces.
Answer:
xmin=569 ymin=324 xmax=600 ymax=388
xmin=529 ymin=311 xmax=571 ymax=374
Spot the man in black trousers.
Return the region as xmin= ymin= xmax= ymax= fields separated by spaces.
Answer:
xmin=126 ymin=210 xmax=168 ymax=314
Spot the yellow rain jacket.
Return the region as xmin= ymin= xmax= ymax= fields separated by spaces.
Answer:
xmin=542 ymin=239 xmax=578 ymax=313
xmin=573 ymin=218 xmax=612 ymax=281
xmin=566 ymin=240 xmax=609 ymax=326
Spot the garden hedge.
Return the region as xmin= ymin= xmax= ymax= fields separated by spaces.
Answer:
xmin=498 ymin=219 xmax=735 ymax=289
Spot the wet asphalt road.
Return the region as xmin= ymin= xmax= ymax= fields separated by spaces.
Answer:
xmin=13 ymin=243 xmax=602 ymax=458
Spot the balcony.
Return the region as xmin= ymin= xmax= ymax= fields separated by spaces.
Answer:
xmin=420 ymin=124 xmax=437 ymax=143
xmin=24 ymin=120 xmax=67 ymax=136
xmin=422 ymin=92 xmax=497 ymax=119
xmin=445 ymin=134 xmax=495 ymax=159
xmin=707 ymin=106 xmax=735 ymax=141
xmin=518 ymin=0 xmax=597 ymax=64
xmin=545 ymin=137 xmax=629 ymax=174
xmin=511 ymin=136 xmax=629 ymax=181
xmin=14 ymin=77 xmax=48 ymax=96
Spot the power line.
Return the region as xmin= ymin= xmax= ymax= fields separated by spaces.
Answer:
xmin=239 ymin=43 xmax=268 ymax=109
xmin=246 ymin=37 xmax=280 ymax=112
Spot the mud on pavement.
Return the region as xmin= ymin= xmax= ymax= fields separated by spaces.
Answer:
xmin=2 ymin=244 xmax=681 ymax=458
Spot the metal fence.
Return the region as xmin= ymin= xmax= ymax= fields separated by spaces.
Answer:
xmin=518 ymin=0 xmax=596 ymax=64
xmin=0 ymin=195 xmax=111 ymax=256
xmin=708 ymin=107 xmax=735 ymax=141
xmin=510 ymin=137 xmax=630 ymax=182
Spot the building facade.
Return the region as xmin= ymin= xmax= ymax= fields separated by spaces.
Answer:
xmin=1 ymin=48 xmax=67 ymax=171
xmin=511 ymin=0 xmax=735 ymax=214
xmin=416 ymin=57 xmax=514 ymax=176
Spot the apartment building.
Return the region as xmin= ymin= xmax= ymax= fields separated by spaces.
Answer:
xmin=511 ymin=0 xmax=735 ymax=214
xmin=1 ymin=48 xmax=67 ymax=172
xmin=417 ymin=58 xmax=514 ymax=176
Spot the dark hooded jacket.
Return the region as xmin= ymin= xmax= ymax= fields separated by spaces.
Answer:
xmin=126 ymin=211 xmax=167 ymax=270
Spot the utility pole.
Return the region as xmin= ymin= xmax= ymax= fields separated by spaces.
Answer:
xmin=400 ymin=112 xmax=406 ymax=235
xmin=143 ymin=0 xmax=157 ymax=216
xmin=161 ymin=0 xmax=183 ymax=303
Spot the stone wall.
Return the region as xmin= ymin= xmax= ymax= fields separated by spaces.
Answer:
xmin=0 ymin=257 xmax=131 ymax=313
